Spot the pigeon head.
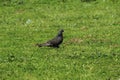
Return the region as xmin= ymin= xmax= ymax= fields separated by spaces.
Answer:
xmin=57 ymin=29 xmax=64 ymax=36
xmin=60 ymin=29 xmax=64 ymax=32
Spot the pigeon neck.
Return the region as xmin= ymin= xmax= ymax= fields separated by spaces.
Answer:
xmin=57 ymin=32 xmax=63 ymax=37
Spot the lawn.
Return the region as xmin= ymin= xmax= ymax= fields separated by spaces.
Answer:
xmin=0 ymin=0 xmax=120 ymax=80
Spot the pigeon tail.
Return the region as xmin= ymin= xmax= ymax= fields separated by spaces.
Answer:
xmin=36 ymin=43 xmax=51 ymax=47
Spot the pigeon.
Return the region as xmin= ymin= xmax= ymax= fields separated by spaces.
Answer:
xmin=36 ymin=29 xmax=64 ymax=48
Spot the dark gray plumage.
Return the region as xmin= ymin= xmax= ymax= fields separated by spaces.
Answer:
xmin=36 ymin=29 xmax=64 ymax=48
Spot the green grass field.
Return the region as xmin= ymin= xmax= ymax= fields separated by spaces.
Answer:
xmin=0 ymin=0 xmax=120 ymax=80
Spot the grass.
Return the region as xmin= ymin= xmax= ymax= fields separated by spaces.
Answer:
xmin=0 ymin=0 xmax=120 ymax=80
